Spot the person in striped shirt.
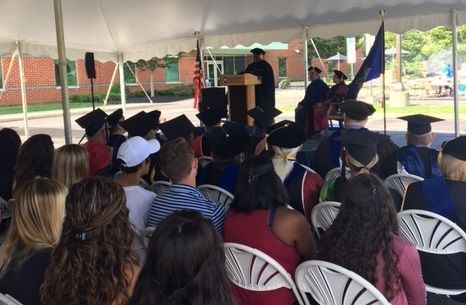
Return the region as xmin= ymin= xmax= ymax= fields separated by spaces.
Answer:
xmin=146 ymin=138 xmax=226 ymax=234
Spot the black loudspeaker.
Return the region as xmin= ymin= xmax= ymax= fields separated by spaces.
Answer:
xmin=85 ymin=52 xmax=96 ymax=79
xmin=199 ymin=87 xmax=228 ymax=117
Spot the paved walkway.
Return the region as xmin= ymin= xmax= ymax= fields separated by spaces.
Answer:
xmin=0 ymin=89 xmax=464 ymax=148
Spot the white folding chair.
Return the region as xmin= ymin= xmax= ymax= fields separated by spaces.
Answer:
xmin=0 ymin=293 xmax=23 ymax=305
xmin=295 ymin=260 xmax=391 ymax=305
xmin=324 ymin=167 xmax=350 ymax=182
xmin=143 ymin=226 xmax=156 ymax=248
xmin=198 ymin=156 xmax=213 ymax=167
xmin=197 ymin=184 xmax=234 ymax=210
xmin=224 ymin=243 xmax=305 ymax=305
xmin=310 ymin=201 xmax=341 ymax=239
xmin=0 ymin=197 xmax=11 ymax=220
xmin=398 ymin=209 xmax=466 ymax=295
xmin=149 ymin=181 xmax=172 ymax=195
xmin=384 ymin=173 xmax=423 ymax=198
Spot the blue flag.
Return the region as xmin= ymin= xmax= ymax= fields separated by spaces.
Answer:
xmin=347 ymin=22 xmax=385 ymax=99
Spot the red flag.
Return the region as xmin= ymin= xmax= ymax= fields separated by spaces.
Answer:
xmin=193 ymin=41 xmax=205 ymax=108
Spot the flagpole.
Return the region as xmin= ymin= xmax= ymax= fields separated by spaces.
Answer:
xmin=380 ymin=9 xmax=386 ymax=135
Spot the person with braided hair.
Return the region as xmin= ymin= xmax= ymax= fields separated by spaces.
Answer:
xmin=127 ymin=210 xmax=234 ymax=305
xmin=40 ymin=177 xmax=140 ymax=305
xmin=319 ymin=173 xmax=426 ymax=305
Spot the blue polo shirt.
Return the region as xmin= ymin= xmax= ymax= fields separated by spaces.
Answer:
xmin=146 ymin=184 xmax=226 ymax=234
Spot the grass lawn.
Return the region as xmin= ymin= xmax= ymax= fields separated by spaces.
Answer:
xmin=0 ymin=102 xmax=94 ymax=115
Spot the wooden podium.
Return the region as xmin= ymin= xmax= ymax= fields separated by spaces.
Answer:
xmin=219 ymin=73 xmax=261 ymax=125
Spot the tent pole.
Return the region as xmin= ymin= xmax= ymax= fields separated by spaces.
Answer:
xmin=0 ymin=50 xmax=19 ymax=100
xmin=310 ymin=38 xmax=327 ymax=75
xmin=103 ymin=63 xmax=118 ymax=107
xmin=118 ymin=53 xmax=127 ymax=116
xmin=16 ymin=42 xmax=29 ymax=138
xmin=303 ymin=27 xmax=309 ymax=87
xmin=125 ymin=62 xmax=154 ymax=103
xmin=452 ymin=9 xmax=460 ymax=137
xmin=380 ymin=10 xmax=386 ymax=135
xmin=53 ymin=0 xmax=72 ymax=144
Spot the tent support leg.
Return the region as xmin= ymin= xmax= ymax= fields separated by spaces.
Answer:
xmin=452 ymin=9 xmax=460 ymax=137
xmin=103 ymin=63 xmax=118 ymax=107
xmin=303 ymin=27 xmax=309 ymax=87
xmin=16 ymin=42 xmax=29 ymax=139
xmin=118 ymin=53 xmax=127 ymax=116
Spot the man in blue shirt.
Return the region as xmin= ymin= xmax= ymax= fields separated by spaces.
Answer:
xmin=146 ymin=137 xmax=226 ymax=234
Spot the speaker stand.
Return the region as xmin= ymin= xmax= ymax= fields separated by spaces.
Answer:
xmin=90 ymin=78 xmax=95 ymax=110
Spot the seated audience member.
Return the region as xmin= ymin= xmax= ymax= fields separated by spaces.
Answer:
xmin=313 ymin=100 xmax=397 ymax=178
xmin=107 ymin=108 xmax=126 ymax=174
xmin=192 ymin=107 xmax=222 ymax=157
xmin=267 ymin=122 xmax=323 ymax=219
xmin=246 ymin=105 xmax=281 ymax=156
xmin=320 ymin=130 xmax=388 ymax=203
xmin=0 ymin=128 xmax=21 ymax=200
xmin=75 ymin=109 xmax=112 ymax=176
xmin=319 ymin=174 xmax=426 ymax=305
xmin=52 ymin=144 xmax=89 ymax=189
xmin=197 ymin=122 xmax=249 ymax=194
xmin=146 ymin=138 xmax=226 ymax=233
xmin=158 ymin=114 xmax=196 ymax=143
xmin=13 ymin=134 xmax=54 ymax=194
xmin=403 ymin=136 xmax=466 ymax=301
xmin=116 ymin=136 xmax=160 ymax=232
xmin=382 ymin=114 xmax=444 ymax=179
xmin=0 ymin=178 xmax=66 ymax=305
xmin=127 ymin=210 xmax=234 ymax=305
xmin=40 ymin=177 xmax=140 ymax=305
xmin=223 ymin=156 xmax=316 ymax=305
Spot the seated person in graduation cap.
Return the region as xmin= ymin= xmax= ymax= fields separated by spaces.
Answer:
xmin=75 ymin=109 xmax=112 ymax=176
xmin=158 ymin=114 xmax=196 ymax=143
xmin=402 ymin=136 xmax=466 ymax=302
xmin=192 ymin=107 xmax=222 ymax=158
xmin=320 ymin=130 xmax=389 ymax=203
xmin=382 ymin=114 xmax=444 ymax=179
xmin=197 ymin=122 xmax=249 ymax=194
xmin=146 ymin=109 xmax=164 ymax=143
xmin=267 ymin=121 xmax=324 ymax=220
xmin=313 ymin=100 xmax=398 ymax=178
xmin=107 ymin=108 xmax=126 ymax=174
xmin=246 ymin=105 xmax=281 ymax=156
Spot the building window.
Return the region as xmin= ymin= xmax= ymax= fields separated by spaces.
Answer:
xmin=124 ymin=62 xmax=137 ymax=85
xmin=165 ymin=57 xmax=180 ymax=82
xmin=234 ymin=56 xmax=245 ymax=73
xmin=55 ymin=59 xmax=77 ymax=87
xmin=278 ymin=57 xmax=287 ymax=78
xmin=223 ymin=56 xmax=246 ymax=74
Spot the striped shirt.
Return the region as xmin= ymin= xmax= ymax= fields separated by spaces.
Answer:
xmin=146 ymin=184 xmax=226 ymax=234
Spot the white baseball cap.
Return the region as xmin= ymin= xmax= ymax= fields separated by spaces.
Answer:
xmin=117 ymin=136 xmax=160 ymax=167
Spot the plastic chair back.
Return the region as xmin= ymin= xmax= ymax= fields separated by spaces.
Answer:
xmin=325 ymin=167 xmax=350 ymax=182
xmin=0 ymin=293 xmax=23 ymax=305
xmin=198 ymin=156 xmax=213 ymax=167
xmin=197 ymin=184 xmax=233 ymax=210
xmin=384 ymin=173 xmax=423 ymax=198
xmin=311 ymin=201 xmax=341 ymax=239
xmin=149 ymin=181 xmax=172 ymax=195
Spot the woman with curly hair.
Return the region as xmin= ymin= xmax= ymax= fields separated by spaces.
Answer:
xmin=13 ymin=134 xmax=54 ymax=194
xmin=52 ymin=144 xmax=89 ymax=189
xmin=0 ymin=128 xmax=21 ymax=200
xmin=319 ymin=173 xmax=426 ymax=305
xmin=40 ymin=177 xmax=140 ymax=305
xmin=128 ymin=210 xmax=234 ymax=305
xmin=0 ymin=178 xmax=67 ymax=305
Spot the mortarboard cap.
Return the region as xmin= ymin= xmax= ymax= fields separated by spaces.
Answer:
xmin=308 ymin=66 xmax=322 ymax=74
xmin=333 ymin=70 xmax=348 ymax=80
xmin=338 ymin=130 xmax=389 ymax=165
xmin=196 ymin=107 xmax=222 ymax=127
xmin=159 ymin=114 xmax=195 ymax=141
xmin=442 ymin=136 xmax=466 ymax=161
xmin=147 ymin=110 xmax=162 ymax=127
xmin=251 ymin=48 xmax=266 ymax=55
xmin=266 ymin=120 xmax=294 ymax=134
xmin=248 ymin=106 xmax=282 ymax=130
xmin=120 ymin=111 xmax=155 ymax=137
xmin=75 ymin=108 xmax=108 ymax=137
xmin=107 ymin=108 xmax=123 ymax=128
xmin=210 ymin=122 xmax=249 ymax=159
xmin=398 ymin=114 xmax=444 ymax=135
xmin=267 ymin=122 xmax=306 ymax=148
xmin=340 ymin=100 xmax=376 ymax=121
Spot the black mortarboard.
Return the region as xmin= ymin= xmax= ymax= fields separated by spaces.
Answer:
xmin=248 ymin=106 xmax=282 ymax=130
xmin=159 ymin=115 xmax=195 ymax=141
xmin=308 ymin=66 xmax=322 ymax=74
xmin=120 ymin=111 xmax=155 ymax=137
xmin=75 ymin=108 xmax=108 ymax=137
xmin=251 ymin=48 xmax=266 ymax=55
xmin=333 ymin=70 xmax=348 ymax=80
xmin=442 ymin=136 xmax=466 ymax=161
xmin=398 ymin=114 xmax=444 ymax=135
xmin=196 ymin=107 xmax=222 ymax=127
xmin=340 ymin=100 xmax=376 ymax=121
xmin=210 ymin=122 xmax=249 ymax=159
xmin=267 ymin=122 xmax=306 ymax=148
xmin=266 ymin=120 xmax=294 ymax=134
xmin=147 ymin=110 xmax=162 ymax=127
xmin=338 ymin=130 xmax=389 ymax=165
xmin=107 ymin=108 xmax=123 ymax=128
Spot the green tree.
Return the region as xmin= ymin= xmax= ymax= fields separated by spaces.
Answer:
xmin=136 ymin=57 xmax=166 ymax=97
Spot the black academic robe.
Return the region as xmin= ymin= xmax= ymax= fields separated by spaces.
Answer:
xmin=295 ymin=79 xmax=330 ymax=133
xmin=242 ymin=60 xmax=275 ymax=108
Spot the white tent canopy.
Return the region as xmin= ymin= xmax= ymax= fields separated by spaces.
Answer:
xmin=1 ymin=0 xmax=466 ymax=62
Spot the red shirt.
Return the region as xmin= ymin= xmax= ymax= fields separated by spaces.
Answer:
xmin=83 ymin=141 xmax=111 ymax=176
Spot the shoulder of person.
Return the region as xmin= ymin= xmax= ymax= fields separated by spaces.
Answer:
xmin=274 ymin=207 xmax=308 ymax=228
